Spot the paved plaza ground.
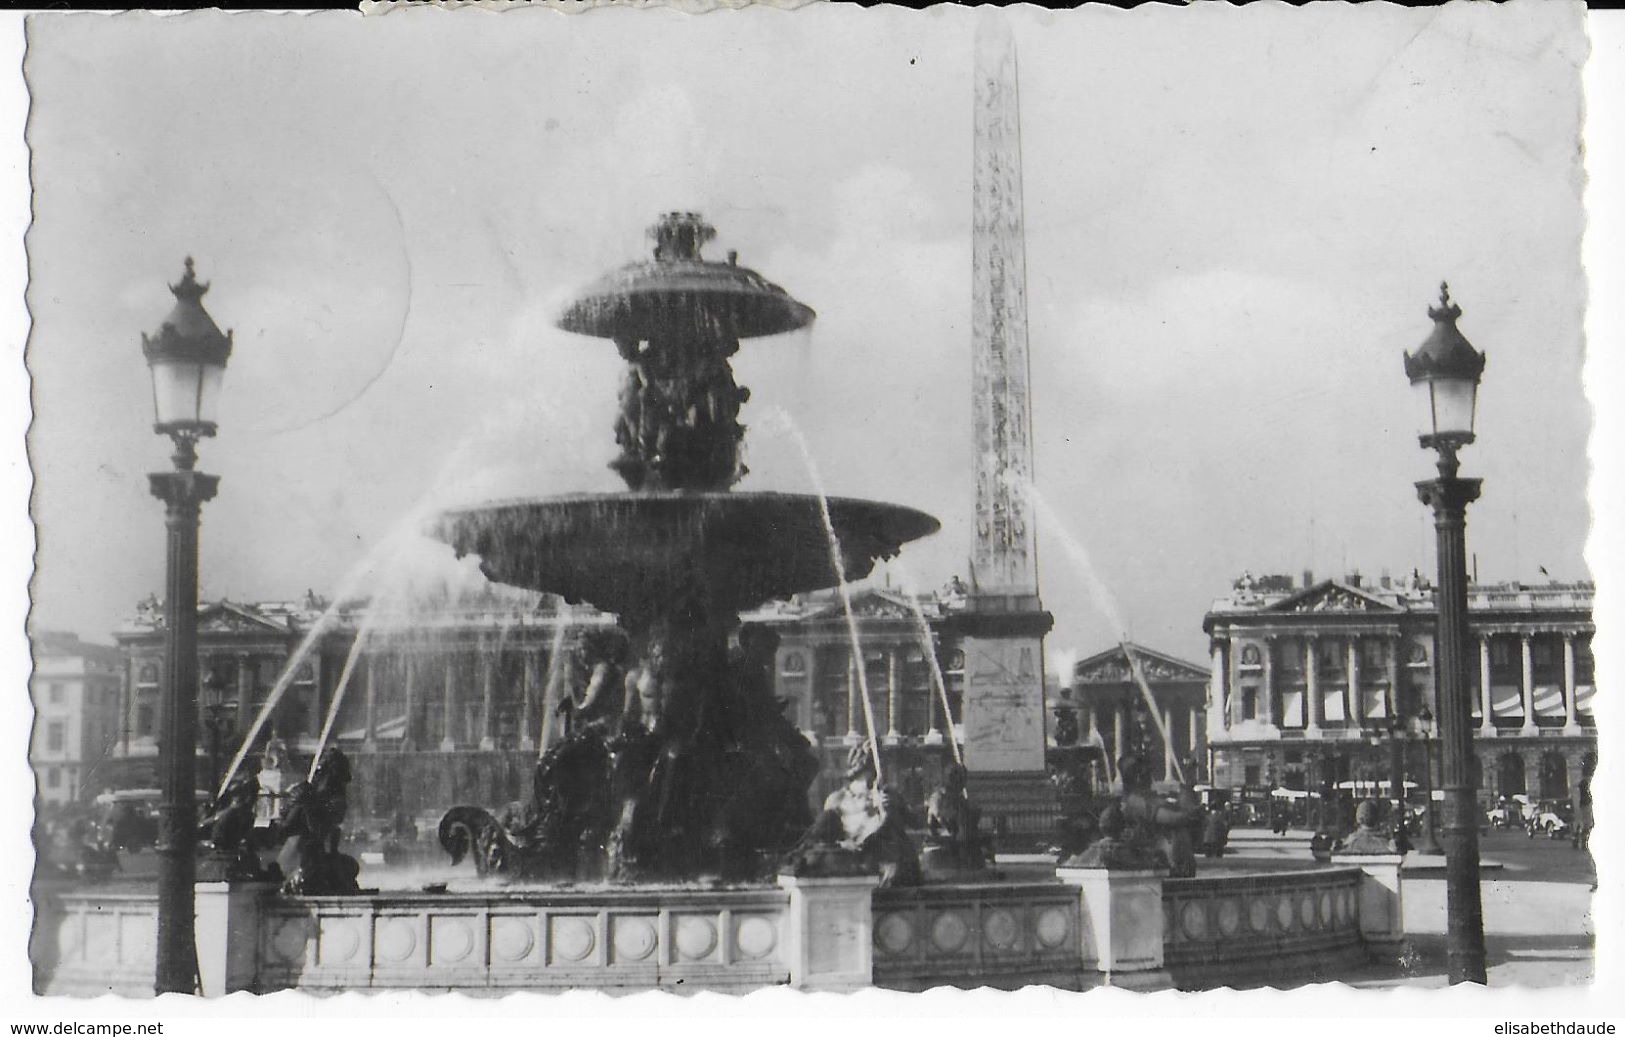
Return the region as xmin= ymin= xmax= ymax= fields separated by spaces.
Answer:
xmin=1225 ymin=826 xmax=1595 ymax=988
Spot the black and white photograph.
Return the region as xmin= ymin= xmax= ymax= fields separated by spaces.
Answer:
xmin=8 ymin=0 xmax=1620 ymax=1011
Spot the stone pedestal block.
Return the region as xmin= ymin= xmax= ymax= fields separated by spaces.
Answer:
xmin=194 ymin=881 xmax=275 ymax=996
xmin=776 ymin=873 xmax=879 ymax=991
xmin=1342 ymin=854 xmax=1405 ymax=962
xmin=1056 ymin=867 xmax=1171 ymax=989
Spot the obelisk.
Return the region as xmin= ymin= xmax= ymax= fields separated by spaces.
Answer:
xmin=954 ymin=11 xmax=1055 ymax=836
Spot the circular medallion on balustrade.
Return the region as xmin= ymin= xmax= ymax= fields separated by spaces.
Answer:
xmin=375 ymin=918 xmax=418 ymax=964
xmin=491 ymin=918 xmax=536 ymax=963
xmin=735 ymin=916 xmax=777 ymax=960
xmin=983 ymin=909 xmax=1019 ymax=952
xmin=1248 ymin=898 xmax=1270 ymax=934
xmin=321 ymin=919 xmax=363 ymax=963
xmin=1319 ymin=891 xmax=1334 ymax=927
xmin=269 ymin=917 xmax=311 ymax=963
xmin=1299 ymin=895 xmax=1317 ymax=929
xmin=551 ymin=917 xmax=596 ymax=963
xmin=674 ymin=916 xmax=718 ymax=962
xmin=1275 ymin=897 xmax=1295 ymax=932
xmin=1216 ymin=899 xmax=1242 ymax=938
xmin=613 ymin=918 xmax=658 ymax=963
xmin=1035 ymin=908 xmax=1071 ymax=950
xmin=433 ymin=919 xmax=477 ymax=964
xmin=875 ymin=913 xmax=914 ymax=956
xmin=1180 ymin=901 xmax=1208 ymax=941
xmin=930 ymin=912 xmax=970 ymax=954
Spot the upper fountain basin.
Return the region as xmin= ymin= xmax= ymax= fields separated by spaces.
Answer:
xmin=431 ymin=491 xmax=940 ymax=618
xmin=556 ymin=259 xmax=817 ymax=341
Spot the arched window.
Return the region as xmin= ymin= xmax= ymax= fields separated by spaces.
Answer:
xmin=781 ymin=651 xmax=806 ymax=676
xmin=1240 ymin=645 xmax=1261 ymax=666
xmin=1408 ymin=643 xmax=1429 ymax=665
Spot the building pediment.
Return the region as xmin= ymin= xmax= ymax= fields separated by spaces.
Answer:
xmin=786 ymin=588 xmax=928 ymax=623
xmin=1074 ymin=642 xmax=1207 ymax=684
xmin=197 ymin=601 xmax=291 ymax=636
xmin=1264 ymin=580 xmax=1403 ymax=616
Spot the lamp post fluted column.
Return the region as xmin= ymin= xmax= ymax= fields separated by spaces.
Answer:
xmin=1416 ymin=451 xmax=1486 ymax=982
xmin=140 ymin=257 xmax=234 ymax=996
xmin=1404 ymin=282 xmax=1489 ymax=985
xmin=151 ymin=436 xmax=219 ymax=994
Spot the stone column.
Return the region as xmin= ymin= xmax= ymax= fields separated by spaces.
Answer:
xmin=519 ymin=650 xmax=538 ymax=751
xmin=776 ymin=873 xmax=879 ymax=991
xmin=1187 ymin=707 xmax=1200 ymax=769
xmin=1384 ymin=635 xmax=1400 ymax=722
xmin=1209 ymin=641 xmax=1228 ymax=737
xmin=1520 ymin=633 xmax=1538 ymax=735
xmin=845 ymin=649 xmax=860 ymax=743
xmin=884 ymin=647 xmax=901 ymax=744
xmin=1305 ymin=636 xmax=1322 ymax=736
xmin=1562 ymin=633 xmax=1581 ymax=735
xmin=402 ymin=654 xmax=417 ymax=749
xmin=235 ymin=654 xmax=254 ymax=731
xmin=1055 ymin=867 xmax=1171 ymax=990
xmin=1162 ymin=707 xmax=1176 ymax=782
xmin=1112 ymin=704 xmax=1126 ymax=773
xmin=1228 ymin=643 xmax=1243 ymax=728
xmin=1348 ymin=638 xmax=1363 ymax=727
xmin=119 ymin=663 xmax=133 ymax=754
xmin=1261 ymin=637 xmax=1276 ymax=726
xmin=478 ymin=652 xmax=496 ymax=750
xmin=362 ymin=653 xmax=377 ymax=747
xmin=440 ymin=655 xmax=459 ymax=751
xmin=925 ymin=654 xmax=942 ymax=744
xmin=1479 ymin=635 xmax=1494 ymax=733
xmin=306 ymin=653 xmax=324 ymax=741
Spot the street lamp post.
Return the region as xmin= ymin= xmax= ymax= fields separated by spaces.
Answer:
xmin=1404 ymin=281 xmax=1488 ymax=984
xmin=1411 ymin=705 xmax=1444 ymax=855
xmin=143 ymin=258 xmax=232 ymax=995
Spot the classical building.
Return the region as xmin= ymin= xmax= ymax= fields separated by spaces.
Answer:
xmin=102 ymin=583 xmax=999 ymax=829
xmin=1058 ymin=643 xmax=1210 ymax=790
xmin=29 ymin=631 xmax=123 ymax=808
xmin=1203 ymin=571 xmax=1597 ymax=805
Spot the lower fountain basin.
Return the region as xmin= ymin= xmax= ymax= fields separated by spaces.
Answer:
xmin=431 ymin=491 xmax=940 ymax=617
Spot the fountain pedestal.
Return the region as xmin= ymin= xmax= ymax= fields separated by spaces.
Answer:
xmin=1056 ymin=866 xmax=1172 ymax=990
xmin=777 ymin=873 xmax=881 ymax=991
xmin=194 ymin=880 xmax=275 ymax=996
xmin=1339 ymin=853 xmax=1406 ymax=963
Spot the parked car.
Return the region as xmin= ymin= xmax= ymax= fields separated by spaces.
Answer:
xmin=1533 ymin=800 xmax=1572 ymax=839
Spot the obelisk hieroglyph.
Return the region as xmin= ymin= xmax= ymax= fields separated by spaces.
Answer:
xmin=958 ymin=12 xmax=1054 ymax=790
xmin=970 ymin=11 xmax=1037 ymax=598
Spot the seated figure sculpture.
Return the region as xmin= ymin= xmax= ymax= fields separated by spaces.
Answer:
xmin=785 ymin=743 xmax=921 ymax=888
xmin=275 ymin=747 xmax=360 ymax=895
xmin=1334 ymin=798 xmax=1398 ymax=856
xmin=196 ymin=772 xmax=267 ymax=881
xmin=1061 ymin=753 xmax=1203 ymax=877
xmin=920 ymin=763 xmax=992 ymax=879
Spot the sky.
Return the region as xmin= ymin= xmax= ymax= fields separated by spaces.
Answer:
xmin=21 ymin=2 xmax=1593 ymax=670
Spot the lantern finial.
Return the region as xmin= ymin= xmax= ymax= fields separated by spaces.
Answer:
xmin=170 ymin=256 xmax=208 ymax=303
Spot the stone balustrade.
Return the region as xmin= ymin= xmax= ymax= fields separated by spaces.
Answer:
xmin=35 ymin=891 xmax=159 ymax=997
xmin=871 ymin=881 xmax=1084 ymax=990
xmin=35 ymin=860 xmax=1404 ymax=996
xmin=1160 ymin=866 xmax=1371 ymax=988
xmin=257 ymin=886 xmax=793 ymax=993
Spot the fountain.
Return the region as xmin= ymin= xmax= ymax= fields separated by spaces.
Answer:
xmin=431 ymin=212 xmax=940 ymax=883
